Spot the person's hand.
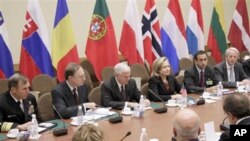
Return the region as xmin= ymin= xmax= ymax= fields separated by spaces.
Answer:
xmin=171 ymin=94 xmax=182 ymax=100
xmin=206 ymin=86 xmax=218 ymax=93
xmin=144 ymin=99 xmax=150 ymax=107
xmin=127 ymin=102 xmax=139 ymax=108
xmin=16 ymin=122 xmax=32 ymax=131
xmin=84 ymin=102 xmax=97 ymax=109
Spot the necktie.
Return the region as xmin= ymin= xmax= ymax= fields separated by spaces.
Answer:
xmin=73 ymin=88 xmax=79 ymax=105
xmin=17 ymin=101 xmax=24 ymax=112
xmin=229 ymin=67 xmax=235 ymax=82
xmin=121 ymin=85 xmax=126 ymax=101
xmin=200 ymin=71 xmax=205 ymax=87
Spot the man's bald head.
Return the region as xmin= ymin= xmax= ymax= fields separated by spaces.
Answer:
xmin=173 ymin=109 xmax=201 ymax=140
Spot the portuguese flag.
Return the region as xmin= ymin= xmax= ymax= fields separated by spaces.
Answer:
xmin=85 ymin=0 xmax=119 ymax=81
xmin=207 ymin=0 xmax=227 ymax=63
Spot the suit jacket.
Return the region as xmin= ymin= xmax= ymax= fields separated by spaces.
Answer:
xmin=0 ymin=91 xmax=37 ymax=132
xmin=101 ymin=76 xmax=141 ymax=110
xmin=148 ymin=75 xmax=181 ymax=101
xmin=51 ymin=81 xmax=89 ymax=119
xmin=214 ymin=61 xmax=249 ymax=88
xmin=219 ymin=116 xmax=250 ymax=141
xmin=243 ymin=59 xmax=250 ymax=77
xmin=184 ymin=65 xmax=218 ymax=94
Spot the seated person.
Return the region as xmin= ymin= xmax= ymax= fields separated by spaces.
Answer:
xmin=242 ymin=56 xmax=250 ymax=77
xmin=0 ymin=74 xmax=38 ymax=132
xmin=214 ymin=47 xmax=249 ymax=88
xmin=148 ymin=57 xmax=182 ymax=101
xmin=219 ymin=93 xmax=250 ymax=141
xmin=72 ymin=124 xmax=103 ymax=141
xmin=172 ymin=109 xmax=201 ymax=141
xmin=101 ymin=62 xmax=150 ymax=110
xmin=52 ymin=63 xmax=96 ymax=119
xmin=184 ymin=50 xmax=218 ymax=94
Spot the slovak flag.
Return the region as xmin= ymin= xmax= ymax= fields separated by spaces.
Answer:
xmin=0 ymin=11 xmax=14 ymax=79
xmin=19 ymin=0 xmax=54 ymax=82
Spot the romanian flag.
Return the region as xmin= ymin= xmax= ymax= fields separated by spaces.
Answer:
xmin=228 ymin=0 xmax=250 ymax=52
xmin=85 ymin=0 xmax=119 ymax=81
xmin=207 ymin=0 xmax=227 ymax=63
xmin=19 ymin=0 xmax=54 ymax=82
xmin=52 ymin=0 xmax=79 ymax=82
xmin=0 ymin=11 xmax=14 ymax=79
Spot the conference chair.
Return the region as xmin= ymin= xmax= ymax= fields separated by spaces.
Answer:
xmin=207 ymin=55 xmax=217 ymax=67
xmin=83 ymin=69 xmax=94 ymax=92
xmin=0 ymin=79 xmax=8 ymax=94
xmin=101 ymin=66 xmax=114 ymax=81
xmin=179 ymin=57 xmax=193 ymax=70
xmin=130 ymin=63 xmax=150 ymax=86
xmin=88 ymin=86 xmax=101 ymax=106
xmin=37 ymin=92 xmax=55 ymax=121
xmin=175 ymin=74 xmax=184 ymax=86
xmin=240 ymin=50 xmax=250 ymax=60
xmin=140 ymin=83 xmax=149 ymax=97
xmin=80 ymin=59 xmax=100 ymax=87
xmin=31 ymin=74 xmax=56 ymax=97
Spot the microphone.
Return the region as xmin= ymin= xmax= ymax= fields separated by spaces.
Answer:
xmin=52 ymin=105 xmax=68 ymax=136
xmin=220 ymin=116 xmax=230 ymax=131
xmin=148 ymin=89 xmax=167 ymax=114
xmin=109 ymin=113 xmax=123 ymax=124
xmin=120 ymin=131 xmax=132 ymax=141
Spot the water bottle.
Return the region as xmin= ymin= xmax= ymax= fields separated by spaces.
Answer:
xmin=140 ymin=128 xmax=148 ymax=141
xmin=180 ymin=86 xmax=187 ymax=108
xmin=29 ymin=114 xmax=38 ymax=139
xmin=217 ymin=82 xmax=223 ymax=100
xmin=77 ymin=105 xmax=84 ymax=125
xmin=139 ymin=95 xmax=145 ymax=117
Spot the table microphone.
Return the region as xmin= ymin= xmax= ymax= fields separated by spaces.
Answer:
xmin=220 ymin=116 xmax=230 ymax=131
xmin=52 ymin=105 xmax=68 ymax=136
xmin=148 ymin=89 xmax=167 ymax=114
xmin=120 ymin=131 xmax=132 ymax=141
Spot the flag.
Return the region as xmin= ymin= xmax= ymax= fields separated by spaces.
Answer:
xmin=52 ymin=0 xmax=79 ymax=82
xmin=142 ymin=0 xmax=162 ymax=68
xmin=19 ymin=0 xmax=54 ymax=82
xmin=186 ymin=0 xmax=204 ymax=55
xmin=161 ymin=0 xmax=189 ymax=74
xmin=85 ymin=0 xmax=119 ymax=81
xmin=207 ymin=0 xmax=227 ymax=63
xmin=0 ymin=11 xmax=14 ymax=79
xmin=228 ymin=0 xmax=250 ymax=52
xmin=119 ymin=0 xmax=144 ymax=65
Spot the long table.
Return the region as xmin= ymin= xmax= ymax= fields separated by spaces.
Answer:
xmin=6 ymin=95 xmax=226 ymax=141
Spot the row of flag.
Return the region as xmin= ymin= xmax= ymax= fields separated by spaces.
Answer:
xmin=0 ymin=0 xmax=249 ymax=83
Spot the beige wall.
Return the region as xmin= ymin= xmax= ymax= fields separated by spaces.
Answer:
xmin=1 ymin=0 xmax=250 ymax=64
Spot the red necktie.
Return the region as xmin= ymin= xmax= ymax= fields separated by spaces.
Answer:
xmin=73 ymin=88 xmax=79 ymax=105
xmin=200 ymin=71 xmax=205 ymax=87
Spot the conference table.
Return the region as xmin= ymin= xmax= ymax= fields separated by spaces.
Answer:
xmin=6 ymin=94 xmax=230 ymax=141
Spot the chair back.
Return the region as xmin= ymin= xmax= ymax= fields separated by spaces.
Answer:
xmin=175 ymin=74 xmax=184 ymax=86
xmin=101 ymin=66 xmax=114 ymax=81
xmin=207 ymin=55 xmax=217 ymax=67
xmin=32 ymin=74 xmax=56 ymax=97
xmin=37 ymin=92 xmax=55 ymax=121
xmin=88 ymin=86 xmax=101 ymax=105
xmin=140 ymin=83 xmax=149 ymax=97
xmin=179 ymin=58 xmax=193 ymax=70
xmin=80 ymin=59 xmax=100 ymax=87
xmin=0 ymin=79 xmax=8 ymax=94
xmin=83 ymin=69 xmax=94 ymax=91
xmin=131 ymin=63 xmax=150 ymax=86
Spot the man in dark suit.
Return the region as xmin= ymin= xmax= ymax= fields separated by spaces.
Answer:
xmin=0 ymin=74 xmax=38 ymax=132
xmin=101 ymin=63 xmax=150 ymax=110
xmin=184 ymin=51 xmax=218 ymax=94
xmin=52 ymin=63 xmax=96 ymax=119
xmin=219 ymin=93 xmax=250 ymax=141
xmin=242 ymin=57 xmax=250 ymax=77
xmin=214 ymin=47 xmax=249 ymax=88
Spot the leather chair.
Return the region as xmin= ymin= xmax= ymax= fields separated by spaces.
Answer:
xmin=37 ymin=92 xmax=55 ymax=121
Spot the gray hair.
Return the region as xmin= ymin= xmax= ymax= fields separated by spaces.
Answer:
xmin=8 ymin=73 xmax=28 ymax=90
xmin=114 ymin=63 xmax=130 ymax=75
xmin=225 ymin=47 xmax=239 ymax=57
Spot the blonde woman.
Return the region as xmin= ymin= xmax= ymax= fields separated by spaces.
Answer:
xmin=72 ymin=124 xmax=103 ymax=141
xmin=148 ymin=57 xmax=182 ymax=102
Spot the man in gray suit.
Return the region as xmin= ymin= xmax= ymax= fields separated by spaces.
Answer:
xmin=214 ymin=47 xmax=249 ymax=88
xmin=101 ymin=63 xmax=150 ymax=110
xmin=52 ymin=63 xmax=96 ymax=119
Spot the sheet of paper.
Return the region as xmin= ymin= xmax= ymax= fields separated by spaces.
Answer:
xmin=204 ymin=121 xmax=218 ymax=141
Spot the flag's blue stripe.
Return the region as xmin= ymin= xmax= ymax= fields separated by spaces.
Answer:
xmin=54 ymin=0 xmax=68 ymax=27
xmin=186 ymin=26 xmax=198 ymax=55
xmin=152 ymin=33 xmax=162 ymax=57
xmin=0 ymin=35 xmax=14 ymax=78
xmin=22 ymin=32 xmax=54 ymax=77
xmin=161 ymin=28 xmax=179 ymax=74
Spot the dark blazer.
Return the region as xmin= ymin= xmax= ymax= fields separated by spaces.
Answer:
xmin=184 ymin=65 xmax=218 ymax=94
xmin=214 ymin=61 xmax=249 ymax=88
xmin=51 ymin=81 xmax=89 ymax=119
xmin=219 ymin=116 xmax=250 ymax=141
xmin=101 ymin=76 xmax=141 ymax=110
xmin=148 ymin=75 xmax=181 ymax=102
xmin=242 ymin=59 xmax=250 ymax=77
xmin=0 ymin=91 xmax=37 ymax=132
